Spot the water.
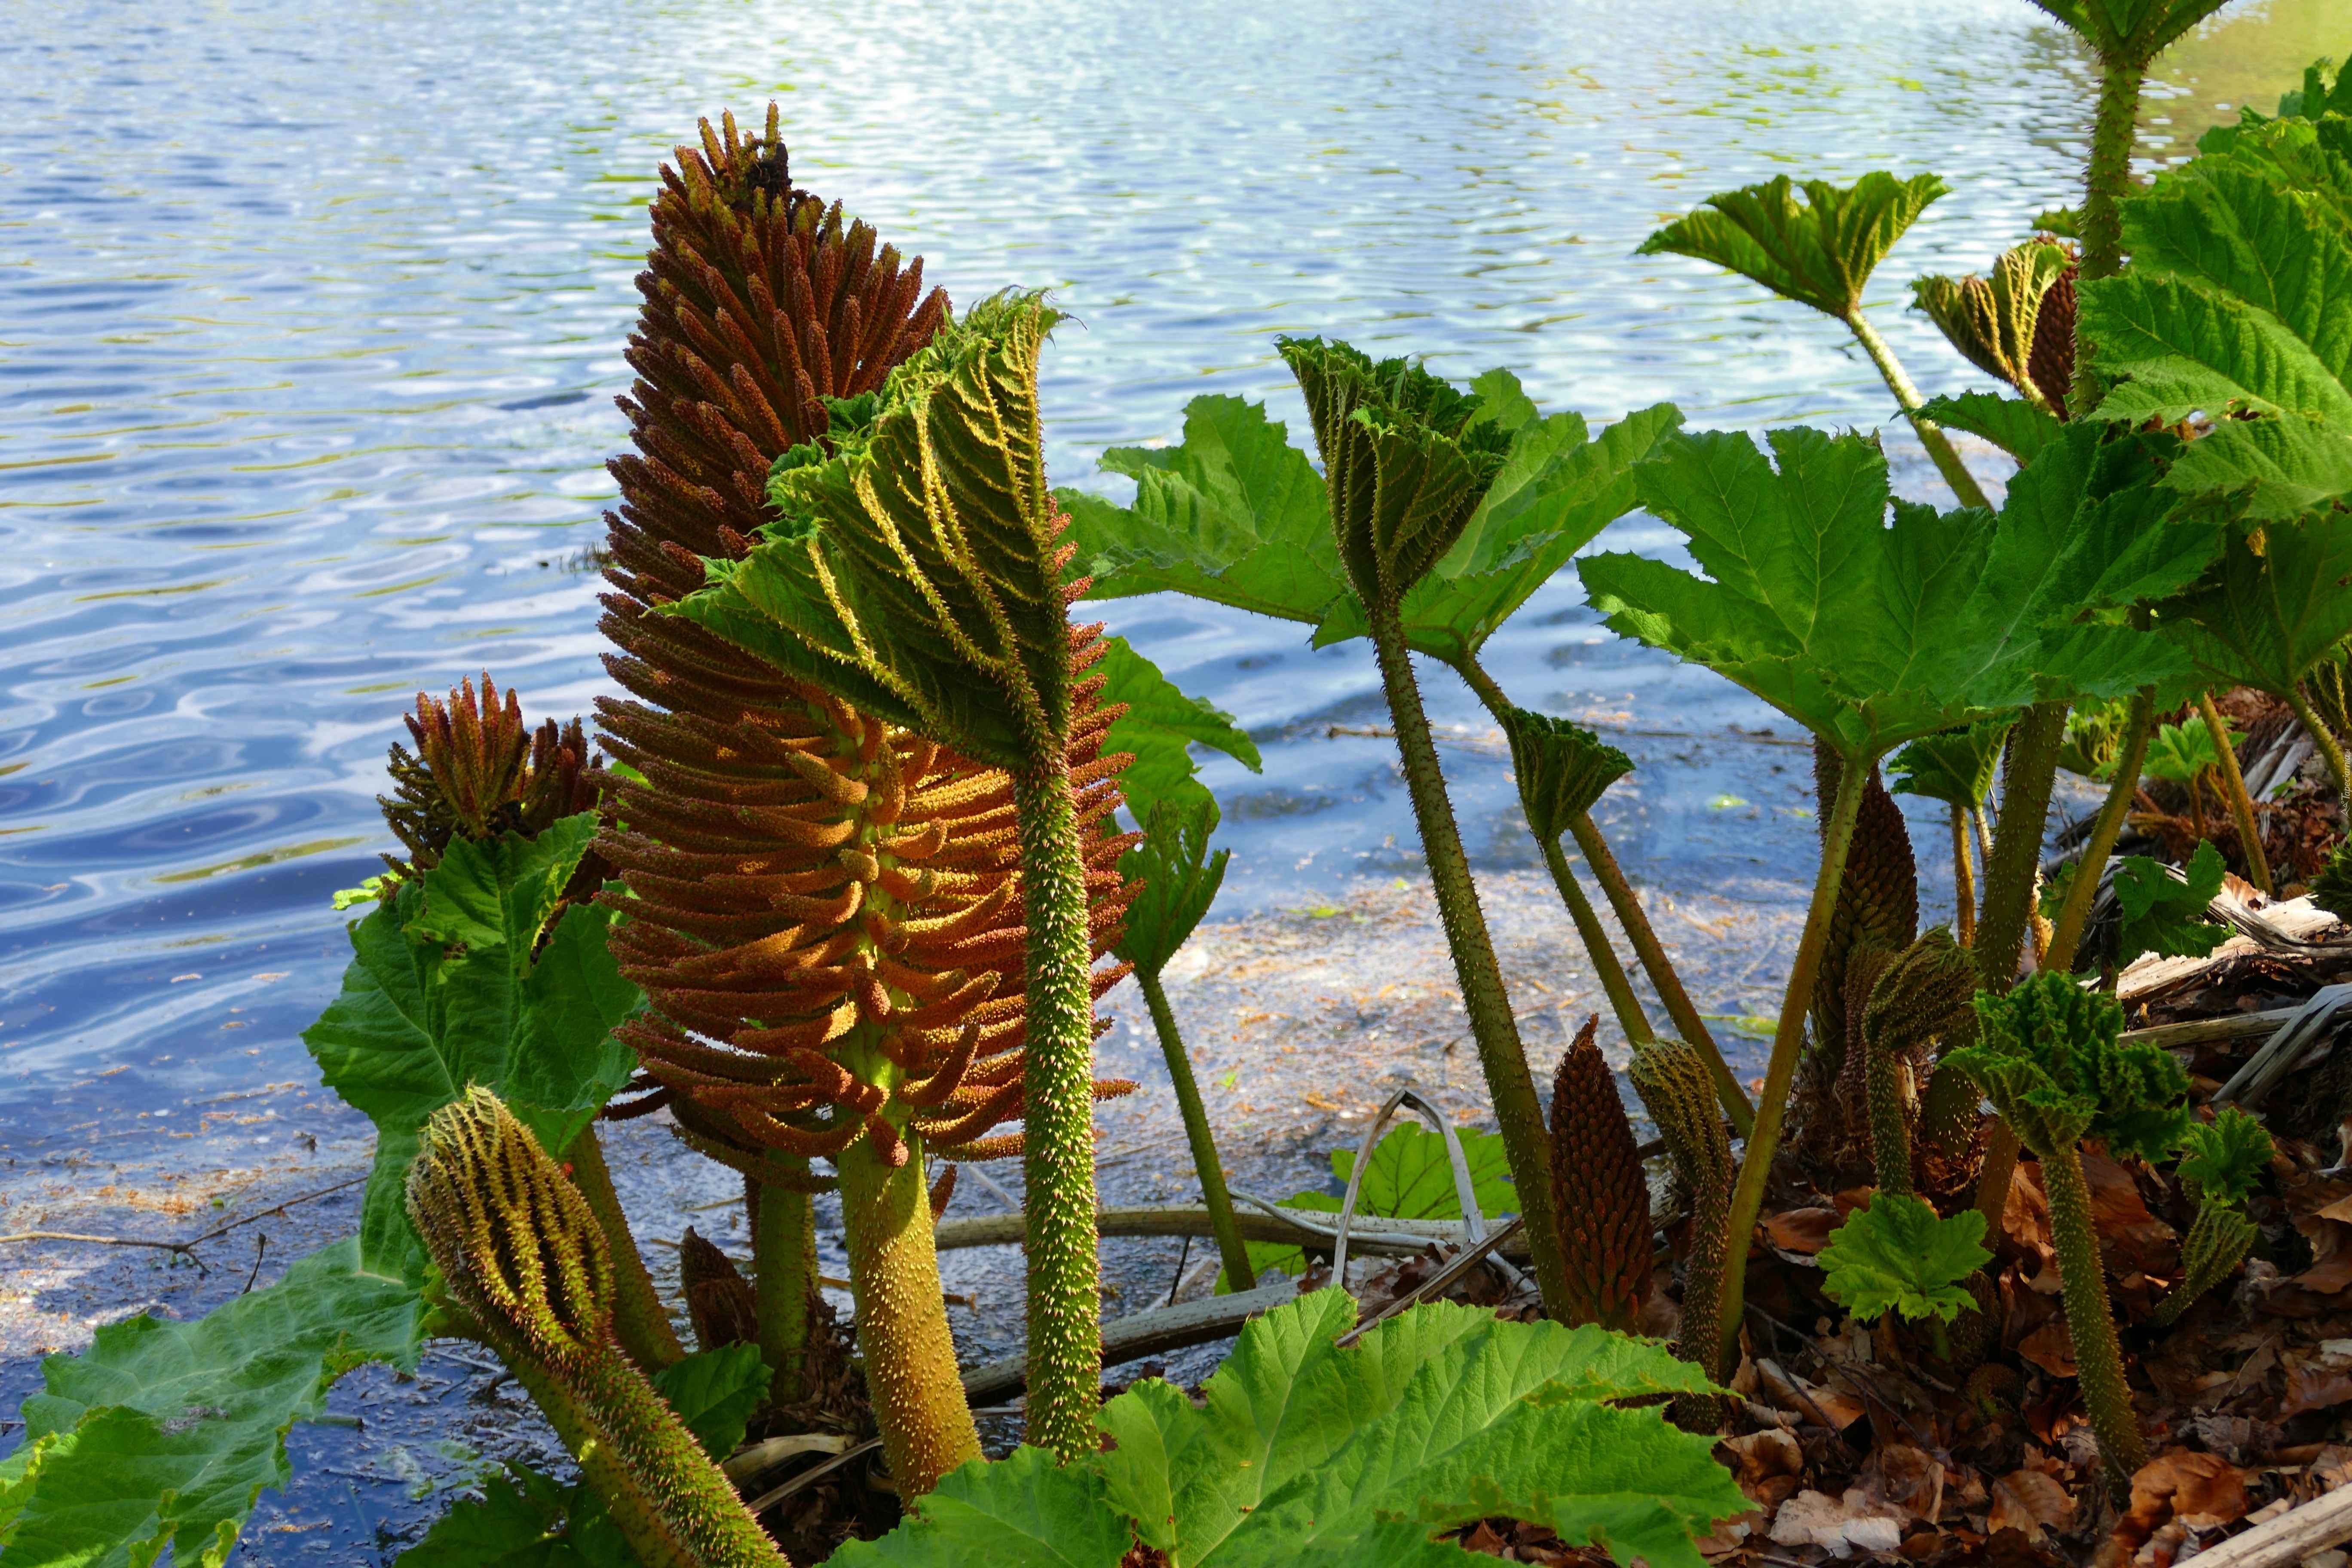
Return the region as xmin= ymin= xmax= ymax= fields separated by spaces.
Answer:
xmin=2 ymin=0 xmax=2332 ymax=1129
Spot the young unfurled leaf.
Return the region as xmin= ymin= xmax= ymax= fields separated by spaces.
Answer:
xmin=1116 ymin=793 xmax=1230 ymax=980
xmin=1096 ymin=634 xmax=1262 ymax=827
xmin=303 ymin=814 xmax=641 ymax=1283
xmin=2176 ymin=1106 xmax=2273 ymax=1202
xmin=2059 ymin=694 xmax=2133 ymax=778
xmin=1639 ymin=172 xmax=1950 ymax=322
xmin=1951 ymin=971 xmax=2193 ymax=1162
xmin=836 ymin=1290 xmax=1746 ymax=1568
xmin=2083 ymin=118 xmax=2352 ymax=518
xmin=1578 ymin=423 xmax=2198 ymax=764
xmin=1887 ymin=717 xmax=2014 ymax=811
xmin=2114 ymin=840 xmax=2231 ymax=965
xmin=3 ymin=1240 xmax=427 ymax=1568
xmin=1498 ymin=707 xmax=1635 ymax=842
xmin=1918 ymin=391 xmax=2064 ymax=463
xmin=1818 ymin=1194 xmax=1991 ymax=1324
xmin=1063 ymin=374 xmax=1675 ymax=671
xmin=1912 ymin=238 xmax=2076 ymax=412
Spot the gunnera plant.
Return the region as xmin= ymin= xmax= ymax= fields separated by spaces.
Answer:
xmin=1948 ymin=972 xmax=2193 ymax=1482
xmin=409 ymin=1088 xmax=788 ymax=1568
xmin=668 ymin=291 xmax=1145 ymax=1461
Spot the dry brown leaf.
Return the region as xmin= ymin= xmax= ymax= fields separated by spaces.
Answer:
xmin=2018 ymin=1319 xmax=2079 ymax=1378
xmin=1720 ymin=1429 xmax=1804 ymax=1510
xmin=1768 ymin=1488 xmax=1908 ymax=1554
xmin=2081 ymin=1152 xmax=2179 ymax=1277
xmin=1765 ymin=1207 xmax=1841 ymax=1256
xmin=2280 ymin=1363 xmax=2352 ymax=1418
xmin=2127 ymin=1448 xmax=2251 ymax=1531
xmin=1988 ymin=1470 xmax=2074 ymax=1540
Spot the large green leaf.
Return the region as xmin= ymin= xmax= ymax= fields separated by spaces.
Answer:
xmin=2082 ymin=117 xmax=2352 ymax=518
xmin=2 ymin=1239 xmax=427 ymax=1568
xmin=395 ymin=1464 xmax=638 ymax=1568
xmin=300 ymin=813 xmax=640 ymax=1282
xmin=2161 ymin=507 xmax=2352 ymax=698
xmin=1096 ymin=635 xmax=1263 ymax=827
xmin=1063 ymin=395 xmax=1346 ymax=625
xmin=1638 ymin=172 xmax=1949 ymax=321
xmin=1064 ymin=380 xmax=1674 ymax=669
xmin=1577 ymin=423 xmax=2203 ymax=763
xmin=838 ymin=1291 xmax=1741 ymax=1568
xmin=1310 ymin=394 xmax=1682 ymax=665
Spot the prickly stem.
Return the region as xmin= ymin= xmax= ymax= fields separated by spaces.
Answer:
xmin=836 ymin=1130 xmax=982 ymax=1492
xmin=564 ymin=1124 xmax=686 ymax=1372
xmin=2048 ymin=690 xmax=2155 ymax=972
xmin=1540 ymin=836 xmax=1654 ymax=1045
xmin=2043 ymin=1146 xmax=2149 ymax=1484
xmin=751 ymin=1170 xmax=817 ymax=1406
xmin=2200 ymin=691 xmax=2271 ymax=894
xmin=1012 ymin=763 xmax=1107 ymax=1460
xmin=1367 ymin=603 xmax=1571 ymax=1318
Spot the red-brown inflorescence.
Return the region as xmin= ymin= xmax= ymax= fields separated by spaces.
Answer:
xmin=380 ymin=673 xmax=609 ymax=895
xmin=593 ymin=107 xmax=1137 ymax=1175
xmin=1549 ymin=1015 xmax=1653 ymax=1332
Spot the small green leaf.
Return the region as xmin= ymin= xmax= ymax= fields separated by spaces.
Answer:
xmin=1116 ymin=793 xmax=1229 ymax=980
xmin=650 ymin=1345 xmax=770 ymax=1462
xmin=2138 ymin=713 xmax=2236 ymax=785
xmin=1887 ymin=717 xmax=2014 ymax=811
xmin=2177 ymin=1106 xmax=2273 ymax=1202
xmin=1639 ymin=172 xmax=1950 ymax=322
xmin=1096 ymin=635 xmax=1262 ymax=828
xmin=2114 ymin=840 xmax=2230 ymax=964
xmin=2058 ymin=694 xmax=2133 ymax=778
xmin=301 ymin=817 xmax=641 ymax=1283
xmin=1817 ymin=1194 xmax=1991 ymax=1324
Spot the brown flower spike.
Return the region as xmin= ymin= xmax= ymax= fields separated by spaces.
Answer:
xmin=1550 ymin=1016 xmax=1652 ymax=1333
xmin=379 ymin=673 xmax=607 ymax=894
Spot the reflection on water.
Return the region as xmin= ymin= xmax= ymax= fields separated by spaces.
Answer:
xmin=0 ymin=0 xmax=2331 ymax=1134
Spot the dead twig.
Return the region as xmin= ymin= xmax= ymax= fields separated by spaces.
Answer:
xmin=0 ymin=1173 xmax=369 ymax=1272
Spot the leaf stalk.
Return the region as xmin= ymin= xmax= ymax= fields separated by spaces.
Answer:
xmin=1137 ymin=967 xmax=1256 ymax=1291
xmin=1715 ymin=756 xmax=1869 ymax=1369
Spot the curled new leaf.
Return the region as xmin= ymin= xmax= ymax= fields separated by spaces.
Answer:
xmin=1951 ymin=971 xmax=2192 ymax=1162
xmin=1277 ymin=337 xmax=1513 ymax=611
xmin=1819 ymin=1194 xmax=1991 ymax=1324
xmin=1912 ymin=239 xmax=2078 ymax=413
xmin=2176 ymin=1106 xmax=2272 ymax=1202
xmin=1639 ymin=172 xmax=1950 ymax=322
xmin=1499 ymin=706 xmax=1634 ymax=843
